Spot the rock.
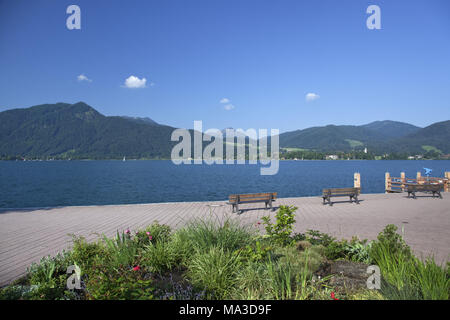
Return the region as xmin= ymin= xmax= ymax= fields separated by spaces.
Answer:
xmin=296 ymin=240 xmax=312 ymax=251
xmin=315 ymin=260 xmax=370 ymax=292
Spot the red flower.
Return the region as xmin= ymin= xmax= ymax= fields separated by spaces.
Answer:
xmin=331 ymin=292 xmax=339 ymax=300
xmin=133 ymin=265 xmax=140 ymax=271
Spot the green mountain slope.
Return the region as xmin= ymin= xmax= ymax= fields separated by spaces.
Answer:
xmin=0 ymin=102 xmax=178 ymax=159
xmin=279 ymin=125 xmax=387 ymax=152
xmin=391 ymin=120 xmax=450 ymax=154
xmin=0 ymin=102 xmax=448 ymax=158
xmin=361 ymin=120 xmax=421 ymax=138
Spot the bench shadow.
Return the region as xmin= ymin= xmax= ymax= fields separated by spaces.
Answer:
xmin=237 ymin=206 xmax=281 ymax=215
xmin=403 ymin=195 xmax=443 ymax=199
xmin=322 ymin=199 xmax=365 ymax=206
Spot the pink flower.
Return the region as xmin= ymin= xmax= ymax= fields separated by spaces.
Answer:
xmin=149 ymin=235 xmax=153 ymax=240
xmin=133 ymin=265 xmax=140 ymax=271
xmin=125 ymin=229 xmax=130 ymax=234
xmin=146 ymin=232 xmax=150 ymax=236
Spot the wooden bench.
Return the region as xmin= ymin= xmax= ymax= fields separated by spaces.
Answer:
xmin=227 ymin=192 xmax=277 ymax=214
xmin=322 ymin=187 xmax=360 ymax=206
xmin=407 ymin=184 xmax=443 ymax=199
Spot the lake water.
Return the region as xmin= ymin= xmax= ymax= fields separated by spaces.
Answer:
xmin=0 ymin=160 xmax=449 ymax=208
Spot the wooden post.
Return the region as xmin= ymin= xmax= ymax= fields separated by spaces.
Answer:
xmin=445 ymin=172 xmax=450 ymax=192
xmin=385 ymin=172 xmax=390 ymax=193
xmin=354 ymin=172 xmax=361 ymax=190
xmin=400 ymin=172 xmax=405 ymax=190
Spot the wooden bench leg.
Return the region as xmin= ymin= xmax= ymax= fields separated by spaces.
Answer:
xmin=322 ymin=197 xmax=326 ymax=205
xmin=354 ymin=194 xmax=360 ymax=204
xmin=236 ymin=203 xmax=240 ymax=214
xmin=269 ymin=199 xmax=274 ymax=211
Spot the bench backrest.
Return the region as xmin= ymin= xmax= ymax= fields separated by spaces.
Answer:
xmin=407 ymin=184 xmax=443 ymax=192
xmin=322 ymin=187 xmax=360 ymax=195
xmin=229 ymin=192 xmax=277 ymax=203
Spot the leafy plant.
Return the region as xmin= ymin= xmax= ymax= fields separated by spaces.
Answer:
xmin=262 ymin=205 xmax=297 ymax=245
xmin=240 ymin=241 xmax=273 ymax=262
xmin=187 ymin=246 xmax=242 ymax=299
xmin=103 ymin=230 xmax=139 ymax=269
xmin=142 ymin=241 xmax=178 ymax=274
xmin=85 ymin=264 xmax=154 ymax=300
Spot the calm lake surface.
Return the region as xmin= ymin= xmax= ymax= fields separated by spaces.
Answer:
xmin=0 ymin=160 xmax=449 ymax=208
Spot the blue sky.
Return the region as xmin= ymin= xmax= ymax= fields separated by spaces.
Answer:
xmin=0 ymin=0 xmax=449 ymax=133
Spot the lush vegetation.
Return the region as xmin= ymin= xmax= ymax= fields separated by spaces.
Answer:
xmin=0 ymin=207 xmax=448 ymax=300
xmin=1 ymin=103 xmax=449 ymax=160
xmin=278 ymin=120 xmax=450 ymax=156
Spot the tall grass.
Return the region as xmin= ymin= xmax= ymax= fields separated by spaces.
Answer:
xmin=175 ymin=218 xmax=254 ymax=253
xmin=371 ymin=240 xmax=449 ymax=300
xmin=103 ymin=231 xmax=139 ymax=268
xmin=187 ymin=246 xmax=242 ymax=299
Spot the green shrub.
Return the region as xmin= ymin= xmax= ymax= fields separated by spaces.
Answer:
xmin=230 ymin=245 xmax=325 ymax=300
xmin=262 ymin=205 xmax=297 ymax=246
xmin=344 ymin=237 xmax=373 ymax=264
xmin=371 ymin=225 xmax=449 ymax=300
xmin=85 ymin=264 xmax=154 ymax=300
xmin=135 ymin=222 xmax=172 ymax=246
xmin=371 ymin=224 xmax=411 ymax=259
xmin=187 ymin=246 xmax=242 ymax=299
xmin=414 ymin=257 xmax=449 ymax=300
xmin=103 ymin=231 xmax=140 ymax=268
xmin=70 ymin=236 xmax=107 ymax=273
xmin=27 ymin=251 xmax=73 ymax=286
xmin=141 ymin=241 xmax=179 ymax=274
xmin=175 ymin=218 xmax=254 ymax=253
xmin=0 ymin=285 xmax=37 ymax=300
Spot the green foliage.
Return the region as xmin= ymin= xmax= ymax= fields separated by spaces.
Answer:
xmin=371 ymin=225 xmax=449 ymax=300
xmin=141 ymin=241 xmax=179 ymax=274
xmin=103 ymin=231 xmax=140 ymax=269
xmin=262 ymin=205 xmax=297 ymax=245
xmin=344 ymin=238 xmax=373 ymax=264
xmin=230 ymin=245 xmax=326 ymax=300
xmin=371 ymin=224 xmax=411 ymax=260
xmin=187 ymin=246 xmax=242 ymax=299
xmin=85 ymin=264 xmax=154 ymax=300
xmin=175 ymin=218 xmax=254 ymax=253
xmin=27 ymin=251 xmax=72 ymax=286
xmin=240 ymin=241 xmax=273 ymax=262
xmin=70 ymin=236 xmax=107 ymax=273
xmin=23 ymin=251 xmax=78 ymax=300
xmin=134 ymin=221 xmax=171 ymax=245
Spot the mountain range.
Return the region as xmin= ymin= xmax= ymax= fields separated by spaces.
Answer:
xmin=0 ymin=102 xmax=449 ymax=159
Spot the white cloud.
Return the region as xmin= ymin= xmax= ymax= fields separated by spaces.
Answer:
xmin=123 ymin=75 xmax=147 ymax=88
xmin=305 ymin=93 xmax=320 ymax=102
xmin=224 ymin=104 xmax=235 ymax=110
xmin=77 ymin=74 xmax=92 ymax=82
xmin=220 ymin=98 xmax=230 ymax=104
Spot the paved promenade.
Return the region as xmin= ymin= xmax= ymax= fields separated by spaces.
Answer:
xmin=0 ymin=192 xmax=449 ymax=286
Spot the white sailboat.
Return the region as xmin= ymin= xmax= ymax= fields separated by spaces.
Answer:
xmin=123 ymin=156 xmax=126 ymax=162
